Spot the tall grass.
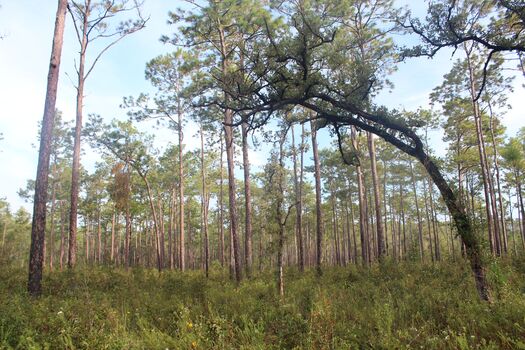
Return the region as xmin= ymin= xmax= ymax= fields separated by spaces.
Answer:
xmin=1 ymin=258 xmax=525 ymax=349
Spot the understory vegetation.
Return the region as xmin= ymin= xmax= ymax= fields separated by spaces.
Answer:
xmin=2 ymin=259 xmax=525 ymax=349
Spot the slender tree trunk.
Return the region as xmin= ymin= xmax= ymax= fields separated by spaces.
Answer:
xmin=351 ymin=127 xmax=368 ymax=266
xmin=488 ymin=103 xmax=508 ymax=253
xmin=241 ymin=121 xmax=253 ymax=277
xmin=409 ymin=160 xmax=425 ymax=260
xmin=97 ymin=208 xmax=102 ymax=264
xmin=517 ymin=180 xmax=525 ymax=250
xmin=177 ymin=101 xmax=185 ymax=272
xmin=276 ymin=128 xmax=288 ymax=298
xmin=140 ymin=174 xmax=162 ymax=272
xmin=310 ymin=120 xmax=324 ymax=275
xmin=28 ymin=0 xmax=67 ymax=296
xmin=168 ymin=186 xmax=175 ymax=269
xmin=428 ymin=178 xmax=441 ymax=261
xmin=200 ymin=123 xmax=210 ymax=277
xmin=218 ymin=22 xmax=241 ymax=283
xmin=59 ymin=201 xmax=66 ymax=270
xmin=367 ymin=133 xmax=385 ymax=259
xmin=422 ymin=174 xmax=434 ymax=262
xmin=124 ymin=168 xmax=132 ymax=268
xmin=48 ymin=177 xmax=57 ymax=271
xmin=465 ymin=45 xmax=498 ymax=255
xmin=292 ymin=125 xmax=305 ymax=271
xmin=68 ymin=3 xmax=91 ymax=269
xmin=219 ymin=134 xmax=225 ymax=267
xmin=110 ymin=210 xmax=116 ymax=263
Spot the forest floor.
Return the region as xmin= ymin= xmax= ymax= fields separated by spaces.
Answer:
xmin=1 ymin=259 xmax=525 ymax=349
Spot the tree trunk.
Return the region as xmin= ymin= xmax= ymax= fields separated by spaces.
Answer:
xmin=241 ymin=121 xmax=253 ymax=277
xmin=176 ymin=99 xmax=185 ymax=272
xmin=351 ymin=127 xmax=368 ymax=266
xmin=59 ymin=201 xmax=66 ymax=270
xmin=367 ymin=133 xmax=385 ymax=259
xmin=28 ymin=0 xmax=67 ymax=296
xmin=488 ymin=103 xmax=508 ymax=253
xmin=416 ymin=148 xmax=490 ymax=301
xmin=310 ymin=120 xmax=324 ymax=275
xmin=200 ymin=123 xmax=210 ymax=277
xmin=292 ymin=124 xmax=305 ymax=271
xmin=465 ymin=45 xmax=498 ymax=255
xmin=68 ymin=3 xmax=91 ymax=270
xmin=48 ymin=177 xmax=57 ymax=271
xmin=409 ymin=160 xmax=425 ymax=260
xmin=219 ymin=134 xmax=225 ymax=267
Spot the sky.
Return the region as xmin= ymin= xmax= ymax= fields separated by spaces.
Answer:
xmin=0 ymin=1 xmax=524 ymax=213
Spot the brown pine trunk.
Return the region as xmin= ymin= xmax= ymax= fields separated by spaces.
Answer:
xmin=409 ymin=160 xmax=424 ymax=260
xmin=414 ymin=147 xmax=490 ymax=301
xmin=200 ymin=123 xmax=210 ymax=277
xmin=28 ymin=0 xmax=67 ymax=296
xmin=488 ymin=103 xmax=508 ymax=253
xmin=59 ymin=201 xmax=66 ymax=270
xmin=48 ymin=177 xmax=57 ymax=271
xmin=428 ymin=178 xmax=441 ymax=261
xmin=367 ymin=133 xmax=385 ymax=258
xmin=168 ymin=186 xmax=176 ymax=269
xmin=465 ymin=45 xmax=498 ymax=255
xmin=68 ymin=2 xmax=91 ymax=269
xmin=310 ymin=120 xmax=324 ymax=275
xmin=177 ymin=99 xmax=185 ymax=272
xmin=241 ymin=121 xmax=253 ymax=277
xmin=124 ymin=173 xmax=132 ymax=268
xmin=219 ymin=134 xmax=225 ymax=267
xmin=351 ymin=127 xmax=368 ymax=266
xmin=292 ymin=125 xmax=305 ymax=271
xmin=276 ymin=128 xmax=288 ymax=298
xmin=97 ymin=208 xmax=102 ymax=264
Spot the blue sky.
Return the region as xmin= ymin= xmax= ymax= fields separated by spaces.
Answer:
xmin=0 ymin=1 xmax=523 ymax=212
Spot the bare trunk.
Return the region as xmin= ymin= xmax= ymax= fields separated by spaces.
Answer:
xmin=292 ymin=125 xmax=305 ymax=271
xmin=219 ymin=134 xmax=225 ymax=267
xmin=241 ymin=121 xmax=253 ymax=277
xmin=68 ymin=3 xmax=91 ymax=269
xmin=28 ymin=0 xmax=67 ymax=296
xmin=200 ymin=123 xmax=210 ymax=277
xmin=465 ymin=46 xmax=498 ymax=255
xmin=409 ymin=160 xmax=425 ymax=260
xmin=48 ymin=177 xmax=57 ymax=271
xmin=367 ymin=133 xmax=385 ymax=258
xmin=351 ymin=127 xmax=368 ymax=266
xmin=310 ymin=120 xmax=324 ymax=275
xmin=178 ymin=102 xmax=185 ymax=272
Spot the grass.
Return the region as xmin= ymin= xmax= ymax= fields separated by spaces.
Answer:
xmin=1 ymin=258 xmax=525 ymax=349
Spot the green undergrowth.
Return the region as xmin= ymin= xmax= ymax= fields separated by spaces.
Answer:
xmin=1 ymin=259 xmax=525 ymax=349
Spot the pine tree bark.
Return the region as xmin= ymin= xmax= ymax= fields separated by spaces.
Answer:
xmin=367 ymin=133 xmax=385 ymax=258
xmin=219 ymin=134 xmax=225 ymax=267
xmin=465 ymin=45 xmax=499 ymax=255
xmin=28 ymin=0 xmax=67 ymax=296
xmin=68 ymin=1 xmax=91 ymax=269
xmin=409 ymin=160 xmax=425 ymax=260
xmin=218 ymin=23 xmax=241 ymax=283
xmin=178 ymin=100 xmax=185 ymax=272
xmin=310 ymin=120 xmax=324 ymax=275
xmin=241 ymin=121 xmax=253 ymax=277
xmin=351 ymin=127 xmax=369 ymax=266
xmin=200 ymin=123 xmax=210 ymax=277
xmin=291 ymin=125 xmax=305 ymax=271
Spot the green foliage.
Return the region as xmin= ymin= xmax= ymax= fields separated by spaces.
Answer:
xmin=1 ymin=261 xmax=525 ymax=349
